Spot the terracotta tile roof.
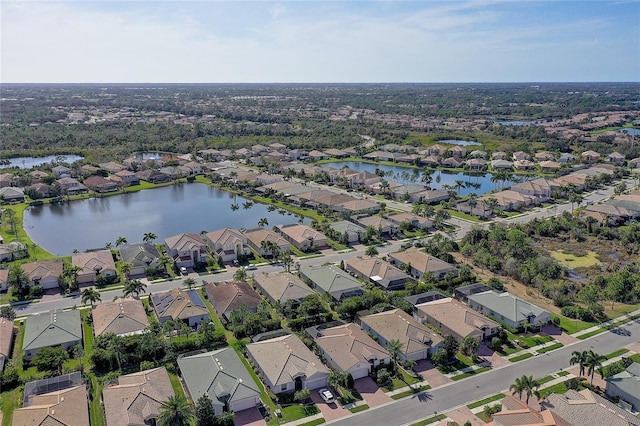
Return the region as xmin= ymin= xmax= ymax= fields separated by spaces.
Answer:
xmin=151 ymin=288 xmax=209 ymax=322
xmin=204 ymin=280 xmax=261 ymax=317
xmin=92 ymin=298 xmax=150 ymax=337
xmin=416 ymin=298 xmax=499 ymax=340
xmin=315 ymin=323 xmax=389 ymax=372
xmin=253 ymin=272 xmax=316 ymax=304
xmin=72 ymin=250 xmax=116 ymax=275
xmin=11 ymin=385 xmax=89 ymax=426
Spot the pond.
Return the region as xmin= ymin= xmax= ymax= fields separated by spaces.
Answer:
xmin=325 ymin=161 xmax=497 ymax=197
xmin=436 ymin=139 xmax=482 ymax=146
xmin=495 ymin=120 xmax=548 ymax=126
xmin=618 ymin=128 xmax=640 ymax=136
xmin=23 ymin=183 xmax=307 ymax=256
xmin=0 ymin=154 xmax=84 ymax=169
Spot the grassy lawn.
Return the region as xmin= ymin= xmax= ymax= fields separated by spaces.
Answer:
xmin=550 ymin=249 xmax=600 ymax=268
xmin=275 ymin=404 xmax=320 ymax=424
xmin=577 ymin=314 xmax=640 ymax=340
xmin=409 ymin=414 xmax=447 ymax=426
xmin=537 ymin=342 xmax=563 ymax=354
xmin=507 ymin=332 xmax=553 ymax=348
xmin=536 ymin=375 xmax=556 ymax=386
xmin=390 ymin=384 xmax=431 ymax=400
xmin=349 ymin=404 xmax=369 ymax=413
xmin=467 ymin=393 xmax=505 ymax=409
xmin=552 ymin=314 xmax=593 ymax=334
xmin=296 ymin=419 xmax=325 ymax=426
xmin=448 ymin=210 xmax=483 ymax=222
xmin=0 ymin=204 xmax=55 ymax=261
xmin=1 ymin=388 xmax=22 ymax=426
xmin=451 ymin=366 xmax=491 ymax=381
xmin=437 ymin=354 xmax=475 ymax=374
xmin=509 ymin=353 xmax=533 ymax=362
xmin=88 ymin=374 xmax=105 ymax=426
xmin=538 ymin=382 xmax=569 ymax=399
xmin=168 ymin=372 xmax=187 ymax=400
xmin=605 ymin=348 xmax=630 ymax=359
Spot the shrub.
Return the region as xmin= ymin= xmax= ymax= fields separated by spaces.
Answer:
xmin=376 ymin=368 xmax=391 ymax=386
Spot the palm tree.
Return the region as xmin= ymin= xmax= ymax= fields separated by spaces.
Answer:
xmin=63 ymin=264 xmax=83 ymax=292
xmin=158 ymin=395 xmax=195 ymax=426
xmin=388 ymin=339 xmax=404 ymax=373
xmin=258 ymin=217 xmax=269 ymax=228
xmin=120 ymin=262 xmax=133 ymax=280
xmin=184 ymin=278 xmax=196 ymax=290
xmin=365 ymin=245 xmax=379 ymax=257
xmin=143 ymin=232 xmax=157 ymax=243
xmin=115 ymin=236 xmax=128 ymax=247
xmin=584 ymin=350 xmax=604 ymax=385
xmin=158 ymin=254 xmax=172 ymax=273
xmin=570 ymin=350 xmax=588 ymax=377
xmin=81 ymin=288 xmax=101 ymax=306
xmin=123 ymin=279 xmax=147 ymax=298
xmin=509 ymin=375 xmax=540 ymax=405
xmin=454 ymin=179 xmax=466 ymax=195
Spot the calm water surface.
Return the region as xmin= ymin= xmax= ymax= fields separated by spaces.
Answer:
xmin=436 ymin=139 xmax=482 ymax=146
xmin=1 ymin=154 xmax=84 ymax=169
xmin=24 ymin=183 xmax=306 ymax=256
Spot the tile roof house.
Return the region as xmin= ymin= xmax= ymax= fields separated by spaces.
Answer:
xmin=386 ymin=212 xmax=433 ymax=229
xmin=11 ymin=385 xmax=90 ymax=426
xmin=581 ymin=150 xmax=601 ymax=163
xmin=151 ymin=288 xmax=209 ymax=327
xmin=0 ymin=268 xmax=8 ymax=291
xmin=253 ymin=272 xmax=316 ymax=306
xmin=0 ymin=318 xmax=14 ymax=372
xmin=415 ymin=298 xmax=500 ymax=342
xmin=388 ymin=248 xmax=458 ymax=281
xmin=204 ymin=280 xmax=261 ymax=321
xmin=313 ymin=323 xmax=390 ymax=379
xmin=178 ymin=348 xmax=261 ymax=415
xmin=246 ymin=334 xmax=329 ymax=394
xmin=57 ymin=177 xmax=87 ymax=194
xmin=327 ymin=221 xmax=366 ymax=244
xmin=0 ymin=187 xmax=25 ymax=202
xmin=21 ymin=260 xmax=65 ymax=290
xmin=359 ymin=308 xmax=443 ymax=361
xmin=83 ymin=175 xmax=119 ymax=193
xmin=275 ymin=224 xmax=328 ymax=251
xmin=345 ymin=257 xmax=413 ymax=291
xmin=136 ymin=169 xmax=170 ymax=184
xmin=299 ymin=264 xmax=364 ymax=301
xmin=103 ymin=367 xmax=174 ymax=426
xmin=119 ymin=243 xmax=161 ymax=277
xmin=23 ymin=309 xmax=82 ymax=360
xmin=334 ymin=199 xmax=381 ymax=214
xmin=467 ymin=290 xmax=551 ymax=330
xmin=355 ymin=215 xmax=397 ymax=235
xmin=164 ymin=233 xmax=209 ymax=268
xmin=92 ymin=297 xmax=150 ymax=337
xmin=72 ymin=249 xmax=117 ymax=285
xmin=204 ymin=228 xmax=250 ymax=264
xmin=487 ymin=394 xmax=560 ymax=426
xmin=605 ymin=362 xmax=640 ymax=412
xmin=243 ymin=228 xmax=291 ymax=258
xmin=542 ymin=389 xmax=640 ymax=426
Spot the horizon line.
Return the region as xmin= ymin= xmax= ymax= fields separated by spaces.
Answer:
xmin=2 ymin=81 xmax=639 ymax=85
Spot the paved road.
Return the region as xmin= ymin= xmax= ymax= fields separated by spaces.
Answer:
xmin=327 ymin=317 xmax=640 ymax=426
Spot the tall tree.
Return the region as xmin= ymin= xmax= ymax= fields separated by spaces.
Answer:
xmin=509 ymin=375 xmax=540 ymax=405
xmin=388 ymin=339 xmax=404 ymax=373
xmin=33 ymin=347 xmax=69 ymax=375
xmin=195 ymin=394 xmax=216 ymax=426
xmin=158 ymin=395 xmax=195 ymax=426
xmin=570 ymin=350 xmax=588 ymax=377
xmin=257 ymin=217 xmax=269 ymax=228
xmin=585 ymin=350 xmax=604 ymax=385
xmin=81 ymin=288 xmax=101 ymax=306
xmin=120 ymin=262 xmax=133 ymax=280
xmin=123 ymin=279 xmax=147 ymax=298
xmin=115 ymin=236 xmax=128 ymax=247
xmin=8 ymin=264 xmax=30 ymax=297
xmin=143 ymin=232 xmax=158 ymax=243
xmin=365 ymin=245 xmax=379 ymax=257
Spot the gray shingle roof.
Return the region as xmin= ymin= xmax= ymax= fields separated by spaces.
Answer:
xmin=23 ymin=310 xmax=82 ymax=352
xmin=467 ymin=290 xmax=550 ymax=324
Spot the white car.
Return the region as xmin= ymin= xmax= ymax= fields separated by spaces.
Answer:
xmin=319 ymin=388 xmax=334 ymax=404
xmin=180 ymin=267 xmax=188 ymax=275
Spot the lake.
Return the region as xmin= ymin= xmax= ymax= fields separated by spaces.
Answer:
xmin=24 ymin=183 xmax=307 ymax=256
xmin=0 ymin=154 xmax=84 ymax=169
xmin=495 ymin=120 xmax=547 ymax=126
xmin=618 ymin=128 xmax=640 ymax=136
xmin=326 ymin=161 xmax=496 ymax=197
xmin=436 ymin=139 xmax=482 ymax=146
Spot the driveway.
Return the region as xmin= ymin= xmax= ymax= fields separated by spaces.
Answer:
xmin=414 ymin=360 xmax=452 ymax=387
xmin=234 ymin=407 xmax=267 ymax=426
xmin=311 ymin=389 xmax=351 ymax=422
xmin=354 ymin=377 xmax=392 ymax=407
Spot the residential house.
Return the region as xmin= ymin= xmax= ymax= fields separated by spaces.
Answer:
xmin=0 ymin=242 xmax=28 ymax=263
xmin=404 ymin=291 xmax=448 ymax=307
xmin=345 ymin=257 xmax=413 ymax=291
xmin=539 ymin=160 xmax=561 ymax=172
xmin=83 ymin=175 xmax=119 ymax=193
xmin=455 ymin=283 xmax=492 ymax=303
xmin=491 ymin=151 xmax=507 ymax=160
xmin=415 ymin=298 xmax=499 ymax=342
xmin=542 ymin=389 xmax=640 ymax=426
xmin=103 ymin=367 xmax=174 ymax=426
xmin=355 ymin=215 xmax=397 ymax=236
xmin=465 ymin=158 xmax=487 ymax=170
xmin=490 ymin=159 xmax=514 ymax=170
xmin=416 ymin=189 xmax=450 ymax=204
xmin=388 ymin=248 xmax=458 ymax=280
xmin=334 ymin=199 xmax=381 ymax=215
xmin=558 ymin=153 xmax=577 ymax=163
xmin=299 ymin=263 xmax=364 ymax=301
xmin=243 ymin=229 xmax=291 ymax=258
xmin=204 ymin=280 xmax=261 ymax=321
xmin=605 ymin=362 xmax=640 ymax=412
xmin=386 ymin=212 xmax=432 ymax=229
xmin=30 ymin=170 xmax=51 ymax=183
xmin=204 ymin=228 xmax=250 ymax=264
xmin=72 ymin=250 xmax=117 ymax=285
xmin=448 ymin=146 xmax=467 ymax=158
xmin=607 ymin=151 xmax=626 ymax=165
xmin=276 ymin=224 xmax=328 ymax=251
xmin=136 ymin=169 xmax=170 ymax=184
xmin=324 ymin=148 xmax=349 ymax=158
xmin=467 ymin=290 xmax=551 ymax=330
xmin=351 ymin=171 xmax=382 ymax=187
xmin=246 ymin=334 xmax=329 ymax=394
xmin=27 ymin=182 xmax=52 ymax=198
xmin=164 ymin=233 xmax=209 ymax=268
xmin=184 ymin=161 xmax=203 ymax=174
xmin=359 ymin=309 xmax=443 ymax=361
xmin=510 ymin=178 xmax=558 ymax=203
xmin=21 ymin=260 xmax=64 ymax=290
xmin=363 ymin=151 xmax=398 ymax=162
xmin=512 ymin=151 xmax=531 ymax=161
xmin=0 ymin=318 xmax=14 ymax=371
xmin=488 ymin=395 xmax=560 ymax=426
xmin=313 ymin=323 xmax=389 ymax=379
xmin=12 ymin=385 xmax=89 ymax=426
xmin=151 ymin=288 xmax=209 ymax=327
xmin=56 ymin=177 xmax=87 ymax=195
xmin=534 ymin=151 xmax=555 ymax=161
xmin=52 ymin=165 xmax=71 ymax=179
xmin=428 ymin=144 xmax=447 ymax=156
xmin=0 ymin=187 xmax=25 ymax=202
xmin=441 ymin=157 xmax=465 ymax=168
xmin=468 ymin=150 xmax=488 ymax=159
xmin=99 ymin=161 xmax=125 ymax=174
xmin=308 ymin=150 xmax=329 ymax=161
xmin=111 ymin=169 xmax=140 ymax=186
xmin=178 ymin=348 xmax=261 ymax=415
xmin=581 ymin=150 xmax=601 ymax=163
xmin=328 ymin=221 xmax=366 ymax=244
xmin=119 ymin=242 xmax=161 ymax=276
xmin=269 ymin=142 xmax=287 ymax=153
xmin=514 ymin=159 xmax=536 ymax=170
xmin=253 ymin=272 xmax=316 ymax=307
xmin=92 ymin=297 xmax=150 ymax=337
xmin=23 ymin=309 xmax=82 ymax=360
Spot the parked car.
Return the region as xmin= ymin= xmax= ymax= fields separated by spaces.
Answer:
xmin=319 ymin=388 xmax=334 ymax=404
xmin=180 ymin=267 xmax=188 ymax=275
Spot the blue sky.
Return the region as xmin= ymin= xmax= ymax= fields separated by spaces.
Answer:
xmin=2 ymin=1 xmax=638 ymax=83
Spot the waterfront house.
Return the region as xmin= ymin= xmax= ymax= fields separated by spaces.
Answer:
xmin=243 ymin=228 xmax=291 ymax=258
xmin=72 ymin=249 xmax=117 ymax=285
xmin=204 ymin=228 xmax=250 ymax=264
xmin=164 ymin=233 xmax=209 ymax=268
xmin=119 ymin=242 xmax=161 ymax=277
xmin=275 ymin=224 xmax=328 ymax=251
